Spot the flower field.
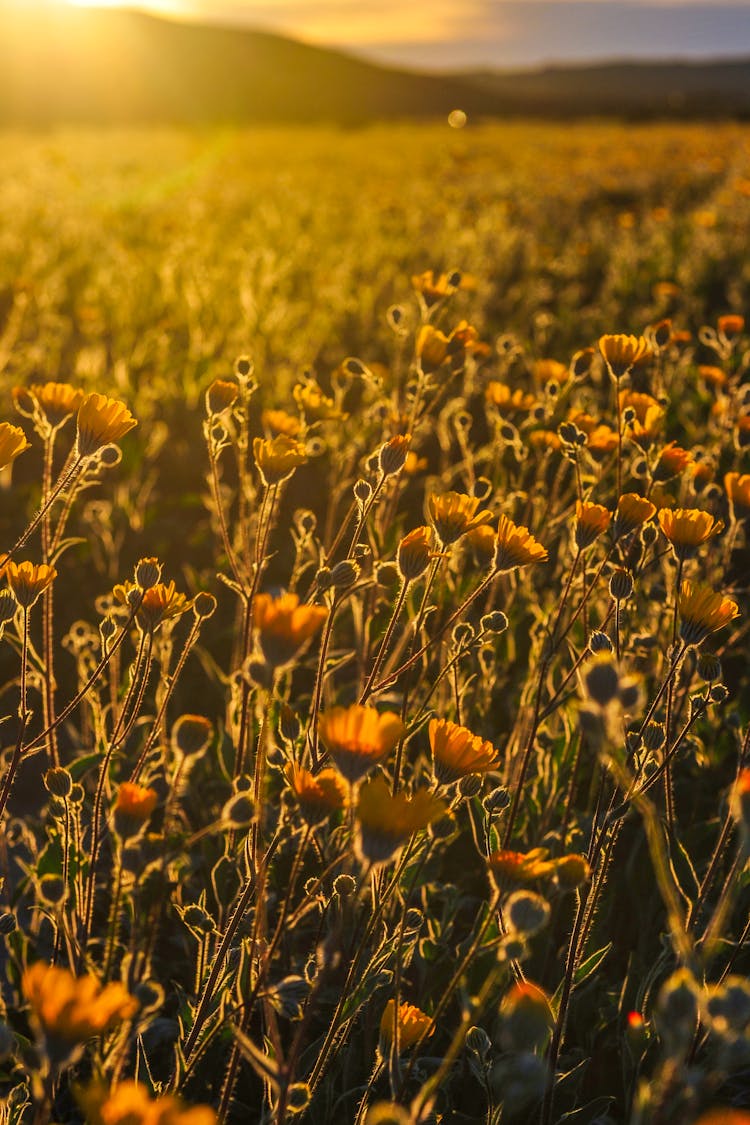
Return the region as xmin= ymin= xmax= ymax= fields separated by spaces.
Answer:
xmin=0 ymin=120 xmax=749 ymax=1124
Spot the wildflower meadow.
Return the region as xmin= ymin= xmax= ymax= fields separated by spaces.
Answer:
xmin=0 ymin=120 xmax=749 ymax=1124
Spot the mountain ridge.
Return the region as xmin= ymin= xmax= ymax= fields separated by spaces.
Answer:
xmin=1 ymin=5 xmax=749 ymax=124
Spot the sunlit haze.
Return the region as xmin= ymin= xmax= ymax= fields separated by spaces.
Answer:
xmin=13 ymin=0 xmax=750 ymax=68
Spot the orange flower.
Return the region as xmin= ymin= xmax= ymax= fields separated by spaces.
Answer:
xmin=717 ymin=314 xmax=745 ymax=344
xmin=678 ymin=581 xmax=739 ymax=647
xmin=114 ymin=580 xmax=192 ymax=632
xmin=22 ymin=963 xmax=138 ymax=1051
xmin=699 ymin=364 xmax=728 ymax=389
xmin=658 ymin=508 xmax=724 ymax=560
xmin=599 ymin=334 xmax=652 ymax=378
xmin=397 ymin=525 xmax=435 ymax=582
xmin=285 ymin=763 xmax=347 ymax=825
xmin=725 ymin=472 xmax=750 ymax=517
xmin=75 ymin=393 xmax=137 ymax=457
xmin=532 ymin=358 xmax=568 ymax=387
xmin=5 ymin=561 xmax=56 ymax=608
xmin=355 ymin=776 xmax=445 ymax=864
xmin=15 ymin=382 xmax=84 ymax=428
xmin=427 ymin=491 xmax=493 ymax=546
xmin=253 ymin=435 xmax=308 ymax=486
xmin=467 ymin=524 xmax=497 ymax=567
xmin=0 ymin=421 xmax=31 ymax=471
xmin=115 ymin=782 xmax=158 ymax=822
xmin=485 ymin=381 xmax=537 ymax=414
xmin=293 ymin=381 xmax=346 ymax=421
xmin=429 ymin=718 xmax=498 ymax=785
xmin=494 ymin=514 xmax=548 ymax=571
xmin=411 ymin=268 xmax=463 ymax=306
xmin=653 ymin=442 xmax=693 ymax=481
xmin=261 ymin=408 xmax=302 ymax=437
xmin=78 ymin=1081 xmax=216 ymax=1125
xmin=613 ymin=493 xmax=656 ymax=537
xmin=619 ymin=390 xmax=664 ymax=450
xmin=379 ymin=999 xmax=432 ymax=1052
xmin=253 ymin=592 xmax=327 ymax=668
xmin=379 ymin=434 xmax=411 ymax=477
xmin=574 ymin=501 xmax=611 ymax=550
xmin=318 ymin=705 xmax=405 ymax=784
xmin=488 ymin=848 xmax=556 ymax=887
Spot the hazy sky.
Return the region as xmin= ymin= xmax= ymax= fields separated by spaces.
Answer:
xmin=66 ymin=0 xmax=750 ymax=68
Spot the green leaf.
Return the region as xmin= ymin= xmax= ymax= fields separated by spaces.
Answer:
xmin=573 ymin=943 xmax=612 ymax=987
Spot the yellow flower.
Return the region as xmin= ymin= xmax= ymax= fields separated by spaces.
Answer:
xmin=318 ymin=705 xmax=405 ymax=784
xmin=494 ymin=514 xmax=548 ymax=571
xmin=253 ymin=592 xmax=327 ymax=668
xmin=77 ymin=1081 xmax=216 ymax=1125
xmin=5 ymin=561 xmax=56 ymax=609
xmin=658 ymin=507 xmax=724 ymax=560
xmin=488 ymin=848 xmax=556 ymax=888
xmin=599 ymin=334 xmax=652 ymax=378
xmin=396 ymin=525 xmax=435 ymax=582
xmin=261 ymin=408 xmax=302 ymax=437
xmin=379 ymin=999 xmax=432 ymax=1052
xmin=293 ymin=381 xmax=346 ymax=421
xmin=75 ymin=393 xmax=137 ymax=457
xmin=355 ymin=776 xmax=446 ymax=865
xmin=115 ymin=782 xmax=158 ymax=822
xmin=466 ymin=523 xmax=497 ymax=567
xmin=0 ymin=421 xmax=31 ymax=471
xmin=114 ymin=580 xmax=192 ymax=632
xmin=411 ymin=269 xmax=462 ymax=306
xmin=678 ymin=580 xmax=739 ymax=647
xmin=725 ymin=472 xmax=750 ymax=517
xmin=574 ymin=501 xmax=611 ymax=550
xmin=416 ymin=325 xmax=450 ymax=373
xmin=485 ymin=381 xmax=537 ymax=414
xmin=253 ymin=434 xmax=308 ymax=486
xmin=533 ymin=358 xmax=568 ymax=387
xmin=429 ymin=718 xmax=498 ymax=785
xmin=717 ymin=314 xmax=745 ymax=344
xmin=15 ymin=382 xmax=84 ymax=428
xmin=22 ymin=963 xmax=138 ymax=1051
xmin=568 ymin=412 xmax=619 ymax=458
xmin=427 ymin=491 xmax=492 ymax=546
xmin=653 ymin=441 xmax=693 ymax=482
xmin=285 ymin=762 xmax=347 ymax=825
xmin=614 ymin=493 xmax=656 ymax=537
xmin=619 ymin=390 xmax=664 ymax=450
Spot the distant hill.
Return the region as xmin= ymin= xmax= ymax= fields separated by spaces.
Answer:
xmin=0 ymin=5 xmax=503 ymax=126
xmin=463 ymin=59 xmax=750 ymax=118
xmin=1 ymin=4 xmax=749 ymax=125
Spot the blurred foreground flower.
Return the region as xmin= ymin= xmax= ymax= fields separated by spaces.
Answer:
xmin=23 ymin=963 xmax=138 ymax=1062
xmin=78 ymin=1081 xmax=216 ymax=1125
xmin=356 ymin=776 xmax=445 ymax=864
xmin=252 ymin=592 xmax=327 ymax=669
xmin=0 ymin=421 xmax=31 ymax=470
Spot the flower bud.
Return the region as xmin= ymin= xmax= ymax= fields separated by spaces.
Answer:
xmin=134 ymin=557 xmax=162 ymax=590
xmin=44 ymin=768 xmax=73 ymax=799
xmin=609 ymin=568 xmax=634 ymax=601
xmin=505 ymin=890 xmax=550 ymax=936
